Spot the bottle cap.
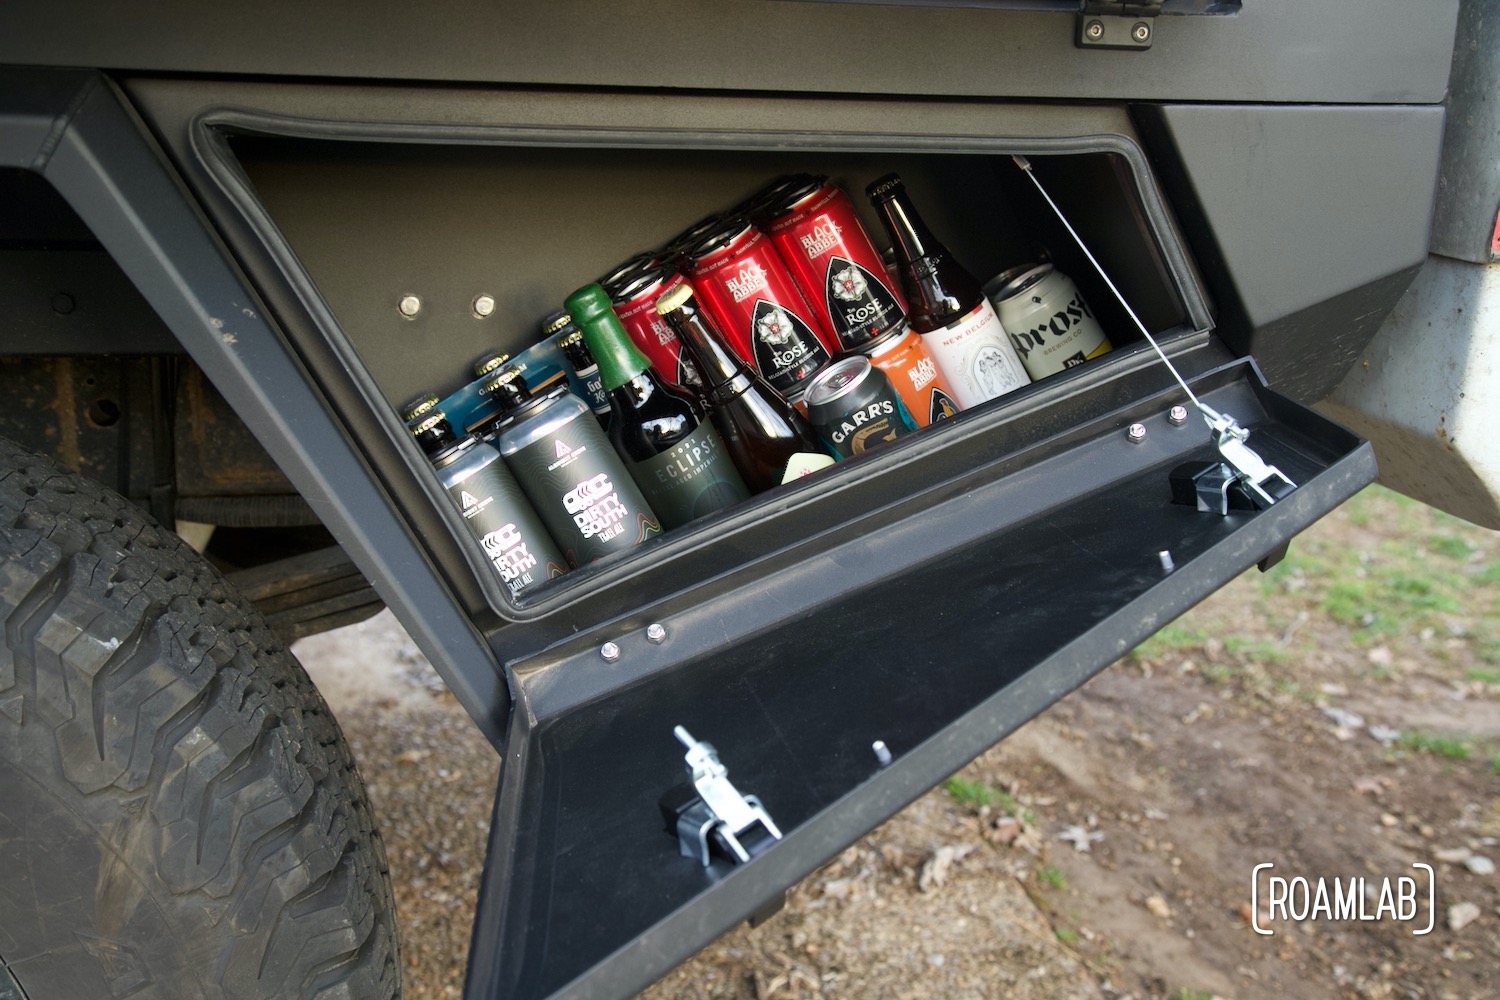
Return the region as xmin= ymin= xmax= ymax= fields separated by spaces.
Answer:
xmin=865 ymin=173 xmax=905 ymax=203
xmin=654 ymin=281 xmax=694 ymax=316
xmin=541 ymin=310 xmax=575 ymax=338
xmin=411 ymin=410 xmax=458 ymax=456
xmin=401 ymin=392 xmax=440 ymax=423
xmin=480 ymin=366 xmax=531 ymax=413
xmin=565 ymin=283 xmax=653 ymax=390
xmin=473 ymin=352 xmax=513 ymax=378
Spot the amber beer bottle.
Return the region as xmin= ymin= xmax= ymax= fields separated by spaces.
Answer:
xmin=566 ymin=283 xmax=749 ymax=529
xmin=655 ymin=282 xmax=834 ymax=492
xmin=866 ymin=174 xmax=1029 ymax=408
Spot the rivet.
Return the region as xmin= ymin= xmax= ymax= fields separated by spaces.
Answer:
xmin=1132 ymin=21 xmax=1151 ymax=42
xmin=1159 ymin=550 xmax=1176 ymax=574
xmin=1169 ymin=405 xmax=1190 ymax=426
xmin=472 ymin=294 xmax=496 ymax=318
xmin=600 ymin=641 xmax=621 ymax=662
xmin=646 ymin=623 xmax=667 ymax=644
xmin=398 ymin=294 xmax=422 ymax=319
xmin=1085 ymin=19 xmax=1105 ymax=40
xmin=872 ymin=740 xmax=893 ymax=767
xmin=1126 ymin=422 xmax=1148 ymax=444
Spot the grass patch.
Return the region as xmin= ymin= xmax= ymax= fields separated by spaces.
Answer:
xmin=1473 ymin=561 xmax=1500 ymax=587
xmin=1132 ymin=622 xmax=1209 ymax=660
xmin=1038 ymin=865 xmax=1067 ymax=890
xmin=1428 ymin=534 xmax=1474 ymax=560
xmin=1224 ymin=635 xmax=1292 ymax=664
xmin=942 ymin=776 xmax=1017 ymax=815
xmin=1055 ymin=927 xmax=1079 ymax=944
xmin=1466 ymin=668 xmax=1500 ymax=684
xmin=1399 ymin=731 xmax=1474 ymax=760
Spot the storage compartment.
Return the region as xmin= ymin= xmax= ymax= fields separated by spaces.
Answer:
xmin=230 ymin=128 xmax=1208 ymax=618
xmin=167 ymin=87 xmax=1370 ymax=997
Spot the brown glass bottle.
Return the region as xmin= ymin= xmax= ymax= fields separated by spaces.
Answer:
xmin=655 ymin=282 xmax=833 ymax=493
xmin=866 ymin=173 xmax=1029 ymax=408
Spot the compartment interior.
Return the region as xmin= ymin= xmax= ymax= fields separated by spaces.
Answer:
xmin=232 ymin=140 xmax=1195 ymax=413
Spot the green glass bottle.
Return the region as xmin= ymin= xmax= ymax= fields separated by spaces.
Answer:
xmin=565 ymin=283 xmax=749 ymax=529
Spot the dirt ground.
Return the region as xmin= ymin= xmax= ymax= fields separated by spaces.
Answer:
xmin=295 ymin=486 xmax=1500 ymax=999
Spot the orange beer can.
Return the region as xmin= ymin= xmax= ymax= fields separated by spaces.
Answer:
xmin=859 ymin=324 xmax=961 ymax=427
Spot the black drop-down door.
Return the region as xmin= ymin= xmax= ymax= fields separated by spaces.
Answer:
xmin=464 ymin=359 xmax=1373 ymax=999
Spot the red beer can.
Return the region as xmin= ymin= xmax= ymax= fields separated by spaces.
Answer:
xmin=763 ymin=176 xmax=908 ymax=351
xmin=860 ymin=324 xmax=961 ymax=428
xmin=686 ymin=218 xmax=838 ymax=401
xmin=599 ymin=256 xmax=704 ymax=395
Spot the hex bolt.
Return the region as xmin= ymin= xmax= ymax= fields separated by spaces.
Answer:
xmin=646 ymin=623 xmax=667 ymax=644
xmin=1132 ymin=21 xmax=1151 ymax=42
xmin=872 ymin=740 xmax=893 ymax=767
xmin=1159 ymin=550 xmax=1176 ymax=574
xmin=600 ymin=641 xmax=621 ymax=663
xmin=1168 ymin=404 xmax=1190 ymax=426
xmin=1085 ymin=19 xmax=1104 ymax=40
xmin=472 ymin=294 xmax=496 ymax=318
xmin=398 ymin=294 xmax=422 ymax=319
xmin=1126 ymin=422 xmax=1148 ymax=444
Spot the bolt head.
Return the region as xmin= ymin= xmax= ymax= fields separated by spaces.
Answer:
xmin=398 ymin=294 xmax=422 ymax=319
xmin=600 ymin=641 xmax=621 ymax=662
xmin=646 ymin=623 xmax=667 ymax=644
xmin=1168 ymin=405 xmax=1190 ymax=426
xmin=1126 ymin=422 xmax=1148 ymax=443
xmin=1086 ymin=19 xmax=1105 ymax=39
xmin=472 ymin=294 xmax=496 ymax=318
xmin=1132 ymin=21 xmax=1151 ymax=41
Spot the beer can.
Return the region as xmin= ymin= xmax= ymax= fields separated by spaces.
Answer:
xmin=803 ymin=355 xmax=918 ymax=460
xmin=600 ymin=256 xmax=704 ymax=395
xmin=763 ymin=176 xmax=908 ymax=351
xmin=659 ymin=213 xmax=724 ymax=266
xmin=986 ymin=263 xmax=1112 ymax=380
xmin=686 ymin=218 xmax=837 ymax=400
xmin=861 ymin=325 xmax=961 ymax=427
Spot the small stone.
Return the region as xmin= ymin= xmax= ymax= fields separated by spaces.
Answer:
xmin=1380 ymin=813 xmax=1399 ymax=827
xmin=1464 ymin=855 xmax=1495 ymax=876
xmin=1435 ymin=847 xmax=1473 ymax=864
xmin=1367 ymin=646 xmax=1394 ymax=667
xmin=1448 ymin=901 xmax=1481 ymax=931
xmin=1145 ymin=895 xmax=1172 ymax=919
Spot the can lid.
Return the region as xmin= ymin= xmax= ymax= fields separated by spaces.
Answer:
xmin=661 ymin=212 xmax=725 ymax=258
xmin=597 ymin=250 xmax=661 ymax=291
xmin=602 ymin=259 xmax=672 ymax=304
xmin=757 ymin=174 xmax=828 ymax=221
xmin=400 ymin=392 xmax=440 ymax=422
xmin=990 ymin=263 xmax=1054 ymax=303
xmin=865 ymin=173 xmax=905 ymax=203
xmin=859 ymin=323 xmax=914 ymax=360
xmin=684 ymin=216 xmax=755 ymax=265
xmin=804 ymin=355 xmax=870 ymax=407
xmin=541 ymin=310 xmax=575 ymax=338
xmin=473 ymin=351 xmax=513 ymax=378
xmin=654 ymin=281 xmax=694 ymax=316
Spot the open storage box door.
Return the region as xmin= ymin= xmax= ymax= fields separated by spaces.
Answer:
xmin=127 ymin=81 xmax=1376 ymax=999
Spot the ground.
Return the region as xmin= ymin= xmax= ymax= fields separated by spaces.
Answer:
xmin=295 ymin=486 xmax=1500 ymax=999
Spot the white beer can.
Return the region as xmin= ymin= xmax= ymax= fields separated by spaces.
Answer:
xmin=986 ymin=264 xmax=1112 ymax=380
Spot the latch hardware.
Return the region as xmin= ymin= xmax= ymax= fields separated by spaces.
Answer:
xmin=1078 ymin=1 xmax=1162 ymax=50
xmin=660 ymin=726 xmax=782 ymax=867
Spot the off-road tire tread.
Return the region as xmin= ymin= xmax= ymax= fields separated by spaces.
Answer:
xmin=0 ymin=439 xmax=400 ymax=1000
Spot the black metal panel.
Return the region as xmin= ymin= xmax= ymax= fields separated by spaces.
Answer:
xmin=0 ymin=68 xmax=513 ymax=747
xmin=0 ymin=0 xmax=1460 ymax=106
xmin=465 ymin=362 xmax=1375 ymax=999
xmin=1132 ymin=102 xmax=1447 ymax=402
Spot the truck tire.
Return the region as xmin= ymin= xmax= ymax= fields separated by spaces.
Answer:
xmin=0 ymin=439 xmax=400 ymax=999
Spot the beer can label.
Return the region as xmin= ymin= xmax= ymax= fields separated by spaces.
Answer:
xmin=614 ymin=271 xmax=704 ymax=395
xmin=921 ymin=300 xmax=1029 ymax=408
xmin=865 ymin=328 xmax=962 ymax=428
xmin=504 ymin=420 xmax=661 ymax=567
xmin=448 ymin=467 xmax=567 ymax=598
xmin=626 ymin=422 xmax=748 ymax=529
xmin=998 ymin=281 xmax=1112 ymax=380
xmin=749 ymin=299 xmax=832 ymax=391
xmin=817 ymin=395 xmax=917 ymax=459
xmin=823 ymin=256 xmax=905 ymax=348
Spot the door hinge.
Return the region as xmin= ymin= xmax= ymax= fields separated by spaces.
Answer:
xmin=1078 ymin=1 xmax=1162 ymax=49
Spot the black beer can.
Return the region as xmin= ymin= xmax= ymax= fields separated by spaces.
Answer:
xmin=803 ymin=355 xmax=918 ymax=460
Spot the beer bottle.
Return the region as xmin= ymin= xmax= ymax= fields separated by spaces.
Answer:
xmin=486 ymin=367 xmax=661 ymax=567
xmin=546 ymin=311 xmax=611 ymax=428
xmin=565 ymin=283 xmax=749 ymax=530
xmin=866 ymin=173 xmax=1029 ymax=408
xmin=655 ymin=282 xmax=834 ymax=492
xmin=410 ymin=409 xmax=566 ymax=597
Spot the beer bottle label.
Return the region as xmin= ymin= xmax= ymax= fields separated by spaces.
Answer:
xmin=626 ymin=422 xmax=749 ymax=529
xmin=749 ymin=299 xmax=830 ymax=393
xmin=824 ymin=255 xmax=904 ymax=344
xmin=922 ymin=301 xmax=1029 ymax=408
xmin=929 ymin=386 xmax=960 ymax=422
xmin=505 ymin=421 xmax=661 ymax=567
xmin=446 ymin=463 xmax=566 ymax=598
